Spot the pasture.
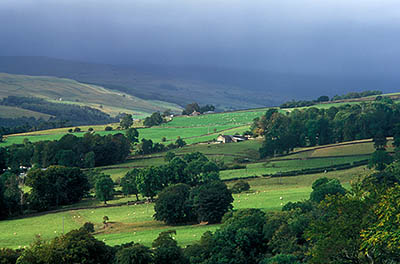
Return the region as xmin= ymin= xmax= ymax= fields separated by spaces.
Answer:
xmin=0 ymin=166 xmax=364 ymax=249
xmin=101 ymin=138 xmax=375 ymax=182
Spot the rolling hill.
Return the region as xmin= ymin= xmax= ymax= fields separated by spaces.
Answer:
xmin=0 ymin=72 xmax=182 ymax=118
xmin=1 ymin=56 xmax=398 ymax=110
xmin=0 ymin=105 xmax=52 ymax=120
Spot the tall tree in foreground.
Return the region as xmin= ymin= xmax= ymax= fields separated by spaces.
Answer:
xmin=361 ymin=185 xmax=400 ymax=262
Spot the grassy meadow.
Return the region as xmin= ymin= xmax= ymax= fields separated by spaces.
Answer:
xmin=101 ymin=138 xmax=376 ymax=182
xmin=0 ymin=165 xmax=365 ymax=249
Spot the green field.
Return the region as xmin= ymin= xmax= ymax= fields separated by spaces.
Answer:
xmin=0 ymin=165 xmax=364 ymax=249
xmin=161 ymin=110 xmax=268 ymax=128
xmin=220 ymin=155 xmax=368 ymax=180
xmin=101 ymin=139 xmax=374 ymax=182
xmin=0 ymin=124 xmax=249 ymax=147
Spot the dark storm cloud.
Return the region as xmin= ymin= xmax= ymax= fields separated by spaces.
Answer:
xmin=1 ymin=0 xmax=400 ymax=75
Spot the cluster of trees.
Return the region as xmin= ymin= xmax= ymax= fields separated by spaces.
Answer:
xmin=2 ymin=132 xmax=130 ymax=170
xmin=0 ymin=96 xmax=117 ymax=129
xmin=279 ymin=90 xmax=382 ymax=108
xmin=279 ymin=95 xmax=329 ymax=108
xmin=120 ymin=152 xmax=220 ymax=201
xmin=135 ymin=138 xmax=186 ymax=155
xmin=120 ymin=151 xmax=233 ymax=226
xmin=0 ymin=165 xmax=120 ymax=216
xmin=254 ymin=100 xmax=400 ymax=157
xmin=182 ymin=103 xmax=215 ymax=115
xmin=154 ymin=181 xmax=233 ymax=225
xmin=0 ymin=166 xmax=90 ymax=216
xmin=25 ymin=166 xmax=90 ymax=211
xmin=143 ymin=112 xmax=164 ymax=127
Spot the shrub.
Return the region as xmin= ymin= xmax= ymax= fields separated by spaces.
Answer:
xmin=230 ymin=180 xmax=250 ymax=193
xmin=105 ymin=126 xmax=113 ymax=131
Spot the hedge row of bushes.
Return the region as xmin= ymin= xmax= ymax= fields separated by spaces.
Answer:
xmin=263 ymin=159 xmax=369 ymax=178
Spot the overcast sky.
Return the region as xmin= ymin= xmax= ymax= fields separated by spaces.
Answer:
xmin=1 ymin=0 xmax=400 ymax=76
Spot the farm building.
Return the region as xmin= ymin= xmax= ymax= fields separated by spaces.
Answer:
xmin=191 ymin=111 xmax=201 ymax=116
xmin=217 ymin=134 xmax=248 ymax=143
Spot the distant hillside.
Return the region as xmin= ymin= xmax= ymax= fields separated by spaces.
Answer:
xmin=2 ymin=56 xmax=397 ymax=110
xmin=0 ymin=72 xmax=182 ymax=118
xmin=0 ymin=105 xmax=52 ymax=120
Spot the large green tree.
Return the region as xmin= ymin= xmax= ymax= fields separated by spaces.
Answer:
xmin=205 ymin=209 xmax=267 ymax=264
xmin=306 ymin=193 xmax=371 ymax=263
xmin=121 ymin=169 xmax=140 ymax=201
xmin=136 ymin=167 xmax=164 ymax=199
xmin=190 ymin=180 xmax=233 ymax=224
xmin=120 ymin=114 xmax=134 ymax=129
xmin=95 ymin=174 xmax=114 ymax=204
xmin=309 ymin=178 xmax=346 ymax=203
xmin=0 ymin=172 xmax=22 ymax=216
xmin=26 ymin=166 xmax=89 ymax=211
xmin=369 ymin=149 xmax=393 ymax=171
xmin=154 ymin=184 xmax=195 ymax=225
xmin=125 ymin=127 xmax=139 ymax=146
xmin=143 ymin=112 xmax=164 ymax=127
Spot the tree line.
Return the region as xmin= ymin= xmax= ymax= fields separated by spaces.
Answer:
xmin=120 ymin=152 xmax=220 ymax=200
xmin=3 ymin=132 xmax=131 ymax=170
xmin=279 ymin=90 xmax=382 ymax=108
xmin=253 ymin=98 xmax=400 ymax=158
xmin=182 ymin=103 xmax=215 ymax=115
